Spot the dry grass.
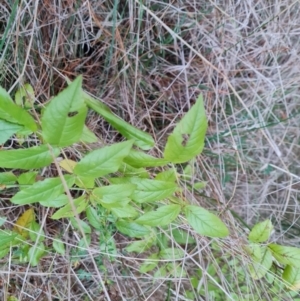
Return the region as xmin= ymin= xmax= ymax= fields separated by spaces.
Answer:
xmin=1 ymin=0 xmax=300 ymax=300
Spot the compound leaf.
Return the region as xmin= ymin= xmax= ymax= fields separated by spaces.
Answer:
xmin=164 ymin=95 xmax=207 ymax=163
xmin=184 ymin=205 xmax=229 ymax=238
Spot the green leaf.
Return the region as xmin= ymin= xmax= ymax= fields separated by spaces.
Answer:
xmin=11 ymin=175 xmax=74 ymax=205
xmin=184 ymin=205 xmax=229 ymax=238
xmin=29 ymin=221 xmax=45 ymax=243
xmin=70 ymin=217 xmax=91 ymax=234
xmin=139 ymin=254 xmax=159 ymax=273
xmin=248 ymin=219 xmax=273 ymax=243
xmin=0 ymin=231 xmax=18 ymax=248
xmin=28 ymin=243 xmax=45 ymax=266
xmin=125 ymin=237 xmax=155 ymax=253
xmin=0 ymin=247 xmax=9 ymax=259
xmin=0 ymin=216 xmax=6 ymax=226
xmin=53 ymin=238 xmax=65 ymax=255
xmin=159 ymin=248 xmax=184 ymax=259
xmin=84 ymin=93 xmax=154 ymax=150
xmin=39 ymin=194 xmax=69 ymax=208
xmin=247 ymin=246 xmax=273 ymax=280
xmin=15 ymin=83 xmax=35 ymax=108
xmin=17 ymin=171 xmax=38 ymax=189
xmin=124 ymin=150 xmax=168 ymax=168
xmin=171 ymin=228 xmax=195 ymax=244
xmin=283 ymin=265 xmax=300 ymax=291
xmin=86 ymin=206 xmax=102 ymax=230
xmin=130 ymin=178 xmax=178 ymax=203
xmin=0 ymin=172 xmax=17 ymax=188
xmin=116 ymin=220 xmax=151 ymax=238
xmin=155 ymin=169 xmax=177 ymax=182
xmin=41 ymin=76 xmax=87 ymax=147
xmin=51 ymin=196 xmax=88 ymax=220
xmin=80 ymin=125 xmax=98 ymax=143
xmin=0 ymin=145 xmax=60 ymax=169
xmin=75 ymin=176 xmax=95 ymax=189
xmin=269 ymin=244 xmax=300 ymax=268
xmin=135 ymin=205 xmax=181 ymax=226
xmin=164 ymin=95 xmax=207 ymax=163
xmin=0 ymin=120 xmax=23 ymax=144
xmin=0 ymin=86 xmax=37 ymax=131
xmin=119 ymin=163 xmax=149 ymax=178
xmin=111 ymin=205 xmax=138 ymax=218
xmin=74 ymin=140 xmax=133 ymax=178
xmin=92 ymin=183 xmax=136 ymax=207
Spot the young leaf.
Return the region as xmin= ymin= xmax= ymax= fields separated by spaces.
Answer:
xmin=84 ymin=93 xmax=154 ymax=150
xmin=13 ymin=208 xmax=35 ymax=238
xmin=0 ymin=120 xmax=23 ymax=144
xmin=53 ymin=238 xmax=66 ymax=255
xmin=247 ymin=246 xmax=273 ymax=280
xmin=123 ymin=150 xmax=168 ymax=168
xmin=283 ymin=265 xmax=300 ymax=291
xmin=11 ymin=175 xmax=74 ymax=205
xmin=116 ymin=220 xmax=151 ymax=238
xmin=74 ymin=140 xmax=133 ymax=178
xmin=268 ymin=244 xmax=300 ymax=268
xmin=0 ymin=145 xmax=60 ymax=169
xmin=135 ymin=204 xmax=181 ymax=226
xmin=129 ymin=178 xmax=178 ymax=203
xmin=41 ymin=76 xmax=87 ymax=147
xmin=248 ymin=219 xmax=273 ymax=243
xmin=184 ymin=205 xmax=229 ymax=238
xmin=28 ymin=243 xmax=45 ymax=266
xmin=0 ymin=86 xmax=37 ymax=131
xmin=164 ymin=95 xmax=207 ymax=163
xmin=51 ymin=196 xmax=88 ymax=220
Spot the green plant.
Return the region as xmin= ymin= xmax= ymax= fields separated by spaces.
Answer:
xmin=1 ymin=76 xmax=299 ymax=298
